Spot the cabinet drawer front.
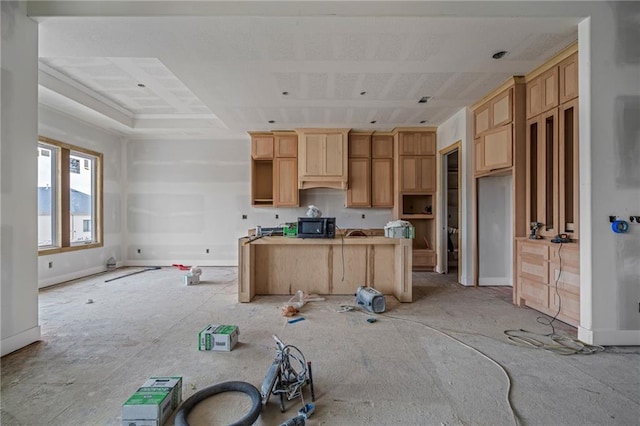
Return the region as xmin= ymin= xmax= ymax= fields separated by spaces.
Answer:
xmin=550 ymin=244 xmax=579 ymax=267
xmin=520 ymin=277 xmax=549 ymax=308
xmin=413 ymin=250 xmax=435 ymax=268
xmin=518 ymin=242 xmax=549 ymax=260
xmin=549 ymin=263 xmax=580 ymax=295
xmin=519 ymin=256 xmax=548 ymax=283
xmin=550 ymin=288 xmax=580 ymax=324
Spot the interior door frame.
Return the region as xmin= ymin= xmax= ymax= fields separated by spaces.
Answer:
xmin=438 ymin=141 xmax=461 ymax=283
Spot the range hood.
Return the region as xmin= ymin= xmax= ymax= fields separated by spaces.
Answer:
xmin=298 ymin=179 xmax=348 ymax=190
xmin=296 ymin=128 xmax=350 ymax=191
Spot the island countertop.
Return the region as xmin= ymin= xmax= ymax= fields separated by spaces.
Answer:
xmin=237 ymin=235 xmax=412 ymax=302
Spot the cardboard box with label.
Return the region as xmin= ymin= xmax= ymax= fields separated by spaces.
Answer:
xmin=122 ymin=376 xmax=182 ymax=426
xmin=198 ymin=324 xmax=239 ymax=351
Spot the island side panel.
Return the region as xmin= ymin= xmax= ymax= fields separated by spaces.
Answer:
xmin=254 ymin=244 xmax=330 ymax=295
xmin=331 ymin=244 xmax=368 ymax=294
xmin=238 ymin=238 xmax=255 ymax=302
xmin=372 ymin=244 xmax=396 ymax=295
xmin=395 ymin=240 xmax=413 ymax=302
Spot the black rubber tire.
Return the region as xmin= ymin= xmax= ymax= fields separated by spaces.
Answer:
xmin=174 ymin=380 xmax=262 ymax=426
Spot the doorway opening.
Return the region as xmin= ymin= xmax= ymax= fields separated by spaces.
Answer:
xmin=440 ymin=143 xmax=461 ymax=283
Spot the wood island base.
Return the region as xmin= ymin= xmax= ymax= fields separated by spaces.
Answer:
xmin=238 ymin=236 xmax=412 ymax=303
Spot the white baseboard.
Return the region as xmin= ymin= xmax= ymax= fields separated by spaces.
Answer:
xmin=39 ymin=265 xmax=109 ymax=289
xmin=124 ymin=260 xmax=237 ymax=268
xmin=579 ymin=326 xmax=640 ymax=346
xmin=1 ymin=325 xmax=41 ymax=356
xmin=478 ymin=277 xmax=512 ymax=286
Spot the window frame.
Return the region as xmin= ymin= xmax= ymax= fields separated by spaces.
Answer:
xmin=38 ymin=136 xmax=104 ymax=255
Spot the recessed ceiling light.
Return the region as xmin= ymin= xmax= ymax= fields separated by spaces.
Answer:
xmin=418 ymin=96 xmax=430 ymax=104
xmin=492 ymin=50 xmax=508 ymax=60
xmin=370 ymin=120 xmax=377 ymax=124
xmin=282 ymin=91 xmax=289 ymax=95
xmin=360 ymin=92 xmax=367 ymax=96
xmin=268 ymin=120 xmax=275 ymax=124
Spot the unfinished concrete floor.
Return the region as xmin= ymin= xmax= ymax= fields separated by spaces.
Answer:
xmin=1 ymin=267 xmax=639 ymax=426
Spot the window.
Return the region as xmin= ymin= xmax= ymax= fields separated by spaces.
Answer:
xmin=38 ymin=137 xmax=103 ymax=253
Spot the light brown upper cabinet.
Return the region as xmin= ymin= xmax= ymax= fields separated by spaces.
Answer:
xmin=274 ymin=133 xmax=297 ymax=158
xmin=398 ymin=132 xmax=436 ymax=156
xmin=524 ymin=42 xmax=580 ymax=240
xmin=399 ymin=154 xmax=435 ymax=193
xmin=559 ymin=52 xmax=579 ymax=104
xmin=371 ymin=134 xmax=394 ymax=207
xmin=347 ymin=132 xmax=394 ymax=208
xmin=474 ymin=124 xmax=513 ymax=174
xmin=274 ymin=157 xmax=299 ymax=207
xmin=249 ymin=131 xmax=299 ymax=207
xmin=296 ymin=128 xmax=350 ymax=189
xmin=348 ymin=133 xmax=371 ymax=158
xmin=526 ymin=67 xmax=558 ymax=119
xmin=472 ymin=79 xmax=525 ymax=177
xmin=372 ymin=134 xmax=394 ymax=159
xmin=371 ymin=158 xmax=393 ymax=207
xmin=251 ymin=134 xmax=274 ymax=159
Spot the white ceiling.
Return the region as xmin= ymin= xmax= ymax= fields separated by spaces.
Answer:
xmin=33 ymin=3 xmax=581 ymax=140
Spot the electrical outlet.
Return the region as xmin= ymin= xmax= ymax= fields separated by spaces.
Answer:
xmin=275 ymin=214 xmax=279 ymax=219
xmin=361 ymin=214 xmax=366 ymax=219
xmin=137 ymin=249 xmax=141 ymax=254
xmin=48 ymin=261 xmax=53 ymax=269
xmin=206 ymin=248 xmax=210 ymax=254
xmin=242 ymin=214 xmax=247 ymax=219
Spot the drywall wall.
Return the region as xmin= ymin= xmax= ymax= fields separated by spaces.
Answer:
xmin=123 ymin=137 xmax=392 ymax=267
xmin=37 ymin=107 xmax=124 ymax=288
xmin=436 ymin=108 xmax=473 ymax=286
xmin=577 ymin=2 xmax=640 ymax=345
xmin=0 ymin=2 xmax=41 ymax=356
xmin=477 ymin=175 xmax=513 ymax=286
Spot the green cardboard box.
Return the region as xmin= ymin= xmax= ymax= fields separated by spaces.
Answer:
xmin=122 ymin=376 xmax=182 ymax=426
xmin=198 ymin=324 xmax=239 ymax=351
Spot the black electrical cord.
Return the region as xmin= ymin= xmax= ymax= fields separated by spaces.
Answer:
xmin=505 ymin=242 xmax=604 ymax=355
xmin=174 ymin=381 xmax=262 ymax=426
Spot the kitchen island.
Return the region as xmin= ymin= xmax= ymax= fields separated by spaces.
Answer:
xmin=237 ymin=235 xmax=412 ymax=302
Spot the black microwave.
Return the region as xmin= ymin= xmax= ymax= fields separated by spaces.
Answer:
xmin=297 ymin=217 xmax=336 ymax=238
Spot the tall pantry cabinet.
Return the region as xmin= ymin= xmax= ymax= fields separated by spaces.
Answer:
xmin=516 ymin=43 xmax=580 ymax=327
xmin=393 ymin=128 xmax=437 ymax=270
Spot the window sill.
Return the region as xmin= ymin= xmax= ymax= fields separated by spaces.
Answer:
xmin=38 ymin=242 xmax=103 ymax=256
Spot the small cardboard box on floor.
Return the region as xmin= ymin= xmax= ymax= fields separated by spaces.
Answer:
xmin=198 ymin=324 xmax=239 ymax=351
xmin=122 ymin=376 xmax=182 ymax=426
